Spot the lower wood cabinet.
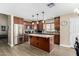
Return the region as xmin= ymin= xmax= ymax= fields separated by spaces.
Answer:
xmin=54 ymin=35 xmax=60 ymax=45
xmin=24 ymin=34 xmax=28 ymax=42
xmin=30 ymin=36 xmax=54 ymax=52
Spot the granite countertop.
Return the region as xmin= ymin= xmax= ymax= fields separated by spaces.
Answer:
xmin=27 ymin=33 xmax=54 ymax=38
xmin=25 ymin=30 xmax=60 ymax=38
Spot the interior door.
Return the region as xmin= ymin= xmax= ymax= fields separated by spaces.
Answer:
xmin=70 ymin=16 xmax=79 ymax=47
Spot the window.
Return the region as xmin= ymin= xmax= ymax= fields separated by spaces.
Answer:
xmin=1 ymin=26 xmax=6 ymax=31
xmin=45 ymin=23 xmax=54 ymax=31
xmin=50 ymin=24 xmax=54 ymax=30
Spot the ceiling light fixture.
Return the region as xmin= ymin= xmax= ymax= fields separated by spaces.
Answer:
xmin=36 ymin=13 xmax=39 ymax=24
xmin=42 ymin=11 xmax=45 ymax=23
xmin=32 ymin=15 xmax=34 ymax=25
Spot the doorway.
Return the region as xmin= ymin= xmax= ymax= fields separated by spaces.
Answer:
xmin=0 ymin=13 xmax=9 ymax=46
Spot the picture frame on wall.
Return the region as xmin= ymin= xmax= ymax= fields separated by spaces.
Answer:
xmin=1 ymin=26 xmax=6 ymax=31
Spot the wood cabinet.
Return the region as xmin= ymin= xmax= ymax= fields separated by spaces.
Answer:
xmin=24 ymin=34 xmax=29 ymax=42
xmin=54 ymin=17 xmax=60 ymax=31
xmin=32 ymin=20 xmax=43 ymax=31
xmin=31 ymin=21 xmax=37 ymax=30
xmin=14 ymin=16 xmax=24 ymax=24
xmin=14 ymin=17 xmax=19 ymax=24
xmin=54 ymin=17 xmax=60 ymax=45
xmin=37 ymin=21 xmax=43 ymax=31
xmin=54 ymin=35 xmax=60 ymax=45
xmin=30 ymin=36 xmax=54 ymax=52
xmin=23 ymin=21 xmax=32 ymax=29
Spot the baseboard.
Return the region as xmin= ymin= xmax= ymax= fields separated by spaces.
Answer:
xmin=60 ymin=44 xmax=73 ymax=48
xmin=8 ymin=43 xmax=14 ymax=47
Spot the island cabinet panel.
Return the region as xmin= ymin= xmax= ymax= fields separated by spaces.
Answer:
xmin=30 ymin=36 xmax=40 ymax=47
xmin=30 ymin=36 xmax=54 ymax=52
xmin=50 ymin=38 xmax=54 ymax=51
xmin=39 ymin=38 xmax=49 ymax=52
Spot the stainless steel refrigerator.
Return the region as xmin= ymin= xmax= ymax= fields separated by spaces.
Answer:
xmin=14 ymin=24 xmax=23 ymax=45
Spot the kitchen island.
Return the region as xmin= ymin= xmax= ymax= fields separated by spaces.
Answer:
xmin=28 ymin=33 xmax=54 ymax=52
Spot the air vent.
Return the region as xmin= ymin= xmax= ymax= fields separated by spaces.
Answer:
xmin=47 ymin=3 xmax=55 ymax=8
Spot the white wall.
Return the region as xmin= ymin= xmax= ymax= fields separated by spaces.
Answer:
xmin=0 ymin=14 xmax=8 ymax=35
xmin=60 ymin=13 xmax=79 ymax=48
xmin=60 ymin=14 xmax=70 ymax=47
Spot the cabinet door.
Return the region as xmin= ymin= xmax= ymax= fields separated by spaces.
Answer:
xmin=19 ymin=18 xmax=24 ymax=24
xmin=24 ymin=34 xmax=28 ymax=42
xmin=54 ymin=35 xmax=60 ymax=45
xmin=54 ymin=17 xmax=60 ymax=30
xmin=14 ymin=16 xmax=24 ymax=24
xmin=37 ymin=21 xmax=43 ymax=31
xmin=14 ymin=17 xmax=19 ymax=24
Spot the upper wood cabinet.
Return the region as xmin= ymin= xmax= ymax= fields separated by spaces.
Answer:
xmin=54 ymin=17 xmax=60 ymax=31
xmin=14 ymin=16 xmax=24 ymax=24
xmin=37 ymin=20 xmax=43 ymax=31
xmin=31 ymin=21 xmax=37 ymax=30
xmin=32 ymin=20 xmax=43 ymax=30
xmin=23 ymin=21 xmax=32 ymax=29
xmin=19 ymin=18 xmax=24 ymax=24
xmin=23 ymin=21 xmax=32 ymax=26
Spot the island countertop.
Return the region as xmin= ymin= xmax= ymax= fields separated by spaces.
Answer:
xmin=27 ymin=33 xmax=54 ymax=38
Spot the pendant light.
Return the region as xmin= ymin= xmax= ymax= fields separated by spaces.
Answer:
xmin=42 ymin=11 xmax=45 ymax=23
xmin=32 ymin=15 xmax=34 ymax=25
xmin=36 ymin=13 xmax=39 ymax=24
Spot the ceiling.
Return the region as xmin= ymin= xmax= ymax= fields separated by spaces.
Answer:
xmin=0 ymin=3 xmax=79 ymax=21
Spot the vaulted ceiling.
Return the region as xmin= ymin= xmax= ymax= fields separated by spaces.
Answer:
xmin=0 ymin=3 xmax=79 ymax=21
